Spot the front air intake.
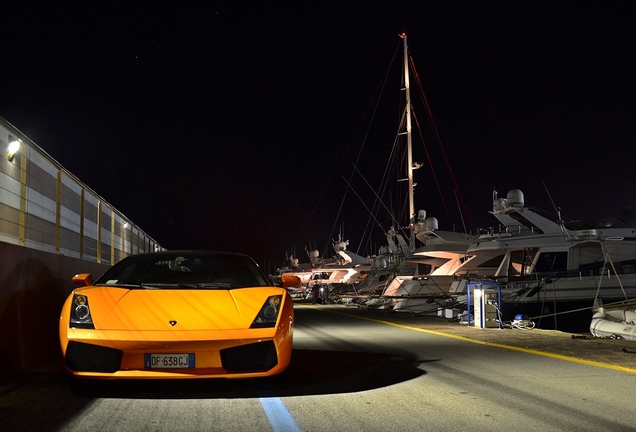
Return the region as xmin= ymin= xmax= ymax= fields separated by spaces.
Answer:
xmin=220 ymin=340 xmax=278 ymax=372
xmin=65 ymin=341 xmax=122 ymax=373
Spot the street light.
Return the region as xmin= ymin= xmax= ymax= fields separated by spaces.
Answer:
xmin=7 ymin=139 xmax=20 ymax=161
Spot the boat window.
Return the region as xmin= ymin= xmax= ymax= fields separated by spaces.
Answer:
xmin=617 ymin=259 xmax=636 ymax=274
xmin=507 ymin=248 xmax=538 ymax=276
xmin=477 ymin=255 xmax=505 ymax=268
xmin=417 ymin=263 xmax=433 ymax=275
xmin=580 ymin=258 xmax=636 ymax=276
xmin=398 ymin=263 xmax=418 ymax=276
xmin=565 ymin=217 xmax=635 ymax=230
xmin=534 ymin=252 xmax=568 ymax=273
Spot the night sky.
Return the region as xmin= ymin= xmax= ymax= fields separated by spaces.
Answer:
xmin=1 ymin=2 xmax=635 ymax=270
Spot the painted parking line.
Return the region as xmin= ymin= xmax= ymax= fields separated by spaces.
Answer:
xmin=260 ymin=397 xmax=301 ymax=432
xmin=306 ymin=305 xmax=636 ymax=375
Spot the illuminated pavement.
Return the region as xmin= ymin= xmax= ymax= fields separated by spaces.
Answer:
xmin=2 ymin=303 xmax=636 ymax=431
xmin=318 ymin=303 xmax=636 ymax=372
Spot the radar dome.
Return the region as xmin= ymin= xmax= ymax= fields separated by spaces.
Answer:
xmin=334 ymin=241 xmax=348 ymax=251
xmin=373 ymin=257 xmax=388 ymax=269
xmin=424 ymin=217 xmax=439 ymax=230
xmin=506 ymin=189 xmax=524 ymax=207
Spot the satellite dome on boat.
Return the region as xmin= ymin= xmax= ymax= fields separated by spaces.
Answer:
xmin=334 ymin=241 xmax=348 ymax=251
xmin=425 ymin=217 xmax=439 ymax=230
xmin=308 ymin=250 xmax=320 ymax=259
xmin=373 ymin=256 xmax=388 ymax=270
xmin=505 ymin=189 xmax=524 ymax=208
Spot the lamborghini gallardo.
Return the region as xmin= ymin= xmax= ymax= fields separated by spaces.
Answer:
xmin=59 ymin=250 xmax=294 ymax=380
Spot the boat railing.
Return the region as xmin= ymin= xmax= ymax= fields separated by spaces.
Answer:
xmin=477 ymin=225 xmax=543 ymax=239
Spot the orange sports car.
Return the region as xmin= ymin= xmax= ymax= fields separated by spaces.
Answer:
xmin=59 ymin=250 xmax=294 ymax=381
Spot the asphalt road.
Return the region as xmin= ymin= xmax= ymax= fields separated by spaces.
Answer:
xmin=2 ymin=304 xmax=636 ymax=431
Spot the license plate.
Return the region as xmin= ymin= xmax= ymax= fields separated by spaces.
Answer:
xmin=144 ymin=353 xmax=195 ymax=369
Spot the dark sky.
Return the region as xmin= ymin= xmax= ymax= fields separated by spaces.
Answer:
xmin=1 ymin=1 xmax=635 ymax=269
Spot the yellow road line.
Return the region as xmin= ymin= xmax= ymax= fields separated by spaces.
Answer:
xmin=303 ymin=305 xmax=636 ymax=375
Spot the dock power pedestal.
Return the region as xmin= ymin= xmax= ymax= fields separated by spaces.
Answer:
xmin=466 ymin=282 xmax=502 ymax=329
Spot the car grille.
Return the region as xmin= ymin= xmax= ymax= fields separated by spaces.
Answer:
xmin=65 ymin=341 xmax=122 ymax=373
xmin=220 ymin=340 xmax=278 ymax=372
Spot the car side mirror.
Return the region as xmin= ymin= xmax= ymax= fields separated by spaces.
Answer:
xmin=72 ymin=273 xmax=94 ymax=286
xmin=280 ymin=274 xmax=301 ymax=289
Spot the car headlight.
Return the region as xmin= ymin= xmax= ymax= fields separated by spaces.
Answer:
xmin=70 ymin=294 xmax=95 ymax=329
xmin=250 ymin=295 xmax=282 ymax=328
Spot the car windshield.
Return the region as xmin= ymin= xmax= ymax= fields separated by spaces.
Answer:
xmin=94 ymin=251 xmax=271 ymax=289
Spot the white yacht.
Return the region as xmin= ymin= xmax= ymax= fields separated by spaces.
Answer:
xmin=275 ymin=233 xmax=381 ymax=301
xmin=381 ymin=188 xmax=636 ymax=332
xmin=462 ymin=189 xmax=636 ymax=331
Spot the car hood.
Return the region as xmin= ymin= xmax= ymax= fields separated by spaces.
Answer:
xmin=80 ymin=286 xmax=282 ymax=331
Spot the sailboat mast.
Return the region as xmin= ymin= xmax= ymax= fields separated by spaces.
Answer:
xmin=401 ymin=33 xmax=415 ymax=250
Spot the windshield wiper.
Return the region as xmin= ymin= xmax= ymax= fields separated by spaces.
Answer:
xmin=193 ymin=282 xmax=233 ymax=288
xmin=139 ymin=283 xmax=231 ymax=289
xmin=94 ymin=283 xmax=142 ymax=288
xmin=139 ymin=283 xmax=189 ymax=289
